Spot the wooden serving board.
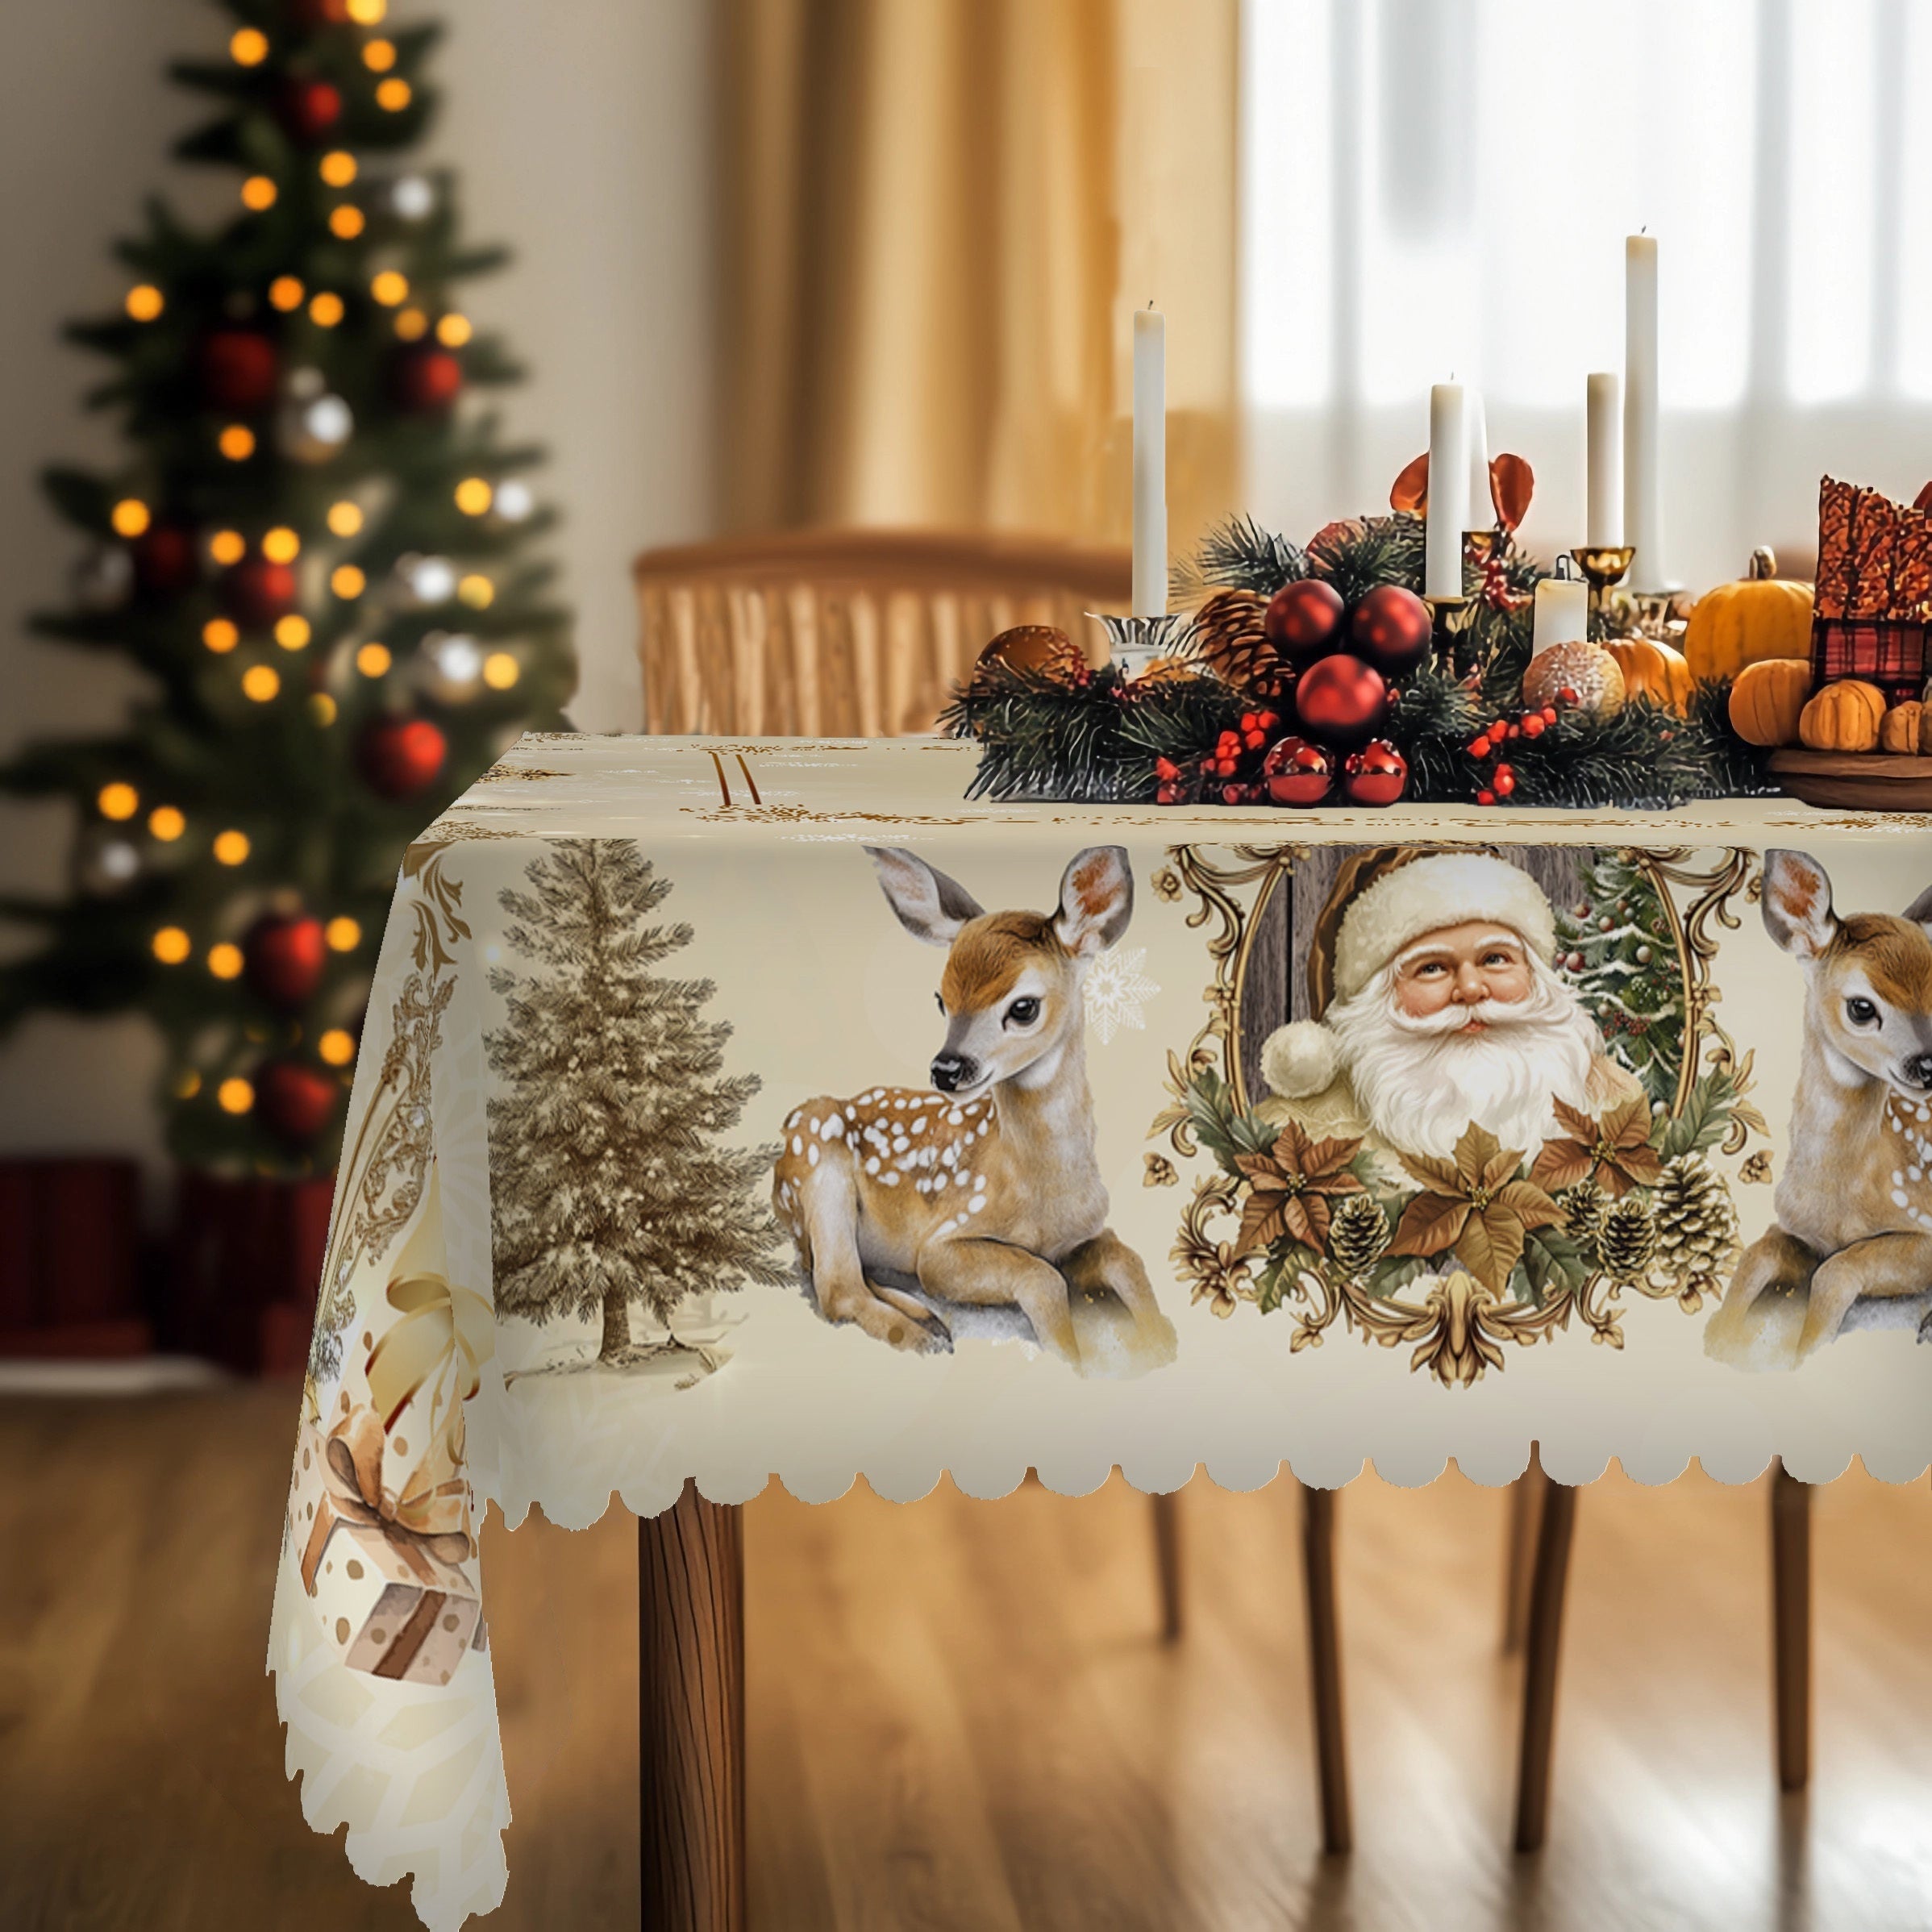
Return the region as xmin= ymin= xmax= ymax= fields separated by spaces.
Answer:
xmin=1769 ymin=749 xmax=1932 ymax=810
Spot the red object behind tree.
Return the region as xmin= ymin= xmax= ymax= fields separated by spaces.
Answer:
xmin=244 ymin=910 xmax=328 ymax=1010
xmin=169 ymin=1170 xmax=332 ymax=1373
xmin=198 ymin=327 xmax=280 ymax=413
xmin=0 ymin=1157 xmax=150 ymax=1358
xmin=390 ymin=344 xmax=464 ymax=414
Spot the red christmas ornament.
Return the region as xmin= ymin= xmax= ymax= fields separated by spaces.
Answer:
xmin=1340 ymin=739 xmax=1409 ymax=808
xmin=289 ymin=0 xmax=354 ymax=24
xmin=1293 ymin=654 xmax=1389 ymax=747
xmin=198 ymin=329 xmax=280 ymax=414
xmin=222 ymin=556 xmax=299 ymax=627
xmin=390 ymin=345 xmax=464 ymax=414
xmin=358 ymin=716 xmax=448 ymax=799
xmin=1261 ymin=735 xmax=1335 ymax=806
xmin=254 ymin=1059 xmax=343 ymax=1146
xmin=244 ymin=911 xmax=327 ymax=1011
xmin=276 ymin=78 xmax=343 ymax=145
xmin=132 ymin=523 xmax=199 ymax=600
xmin=1263 ymin=579 xmax=1346 ymax=668
xmin=1348 ymin=584 xmax=1433 ymax=678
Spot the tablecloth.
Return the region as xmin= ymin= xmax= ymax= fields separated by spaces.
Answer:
xmin=269 ymin=731 xmax=1932 ymax=1927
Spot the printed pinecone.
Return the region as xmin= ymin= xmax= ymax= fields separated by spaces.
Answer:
xmin=1562 ymin=1180 xmax=1609 ymax=1255
xmin=1597 ymin=1193 xmax=1657 ymax=1282
xmin=1326 ymin=1191 xmax=1391 ymax=1280
xmin=1189 ymin=589 xmax=1287 ymax=697
xmin=1651 ymin=1153 xmax=1738 ymax=1283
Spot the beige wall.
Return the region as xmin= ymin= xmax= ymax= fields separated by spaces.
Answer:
xmin=0 ymin=0 xmax=718 ymax=1167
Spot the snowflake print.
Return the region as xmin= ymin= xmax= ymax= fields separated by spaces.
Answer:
xmin=1083 ymin=946 xmax=1159 ymax=1045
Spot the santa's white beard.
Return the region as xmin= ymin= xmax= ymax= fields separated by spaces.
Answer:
xmin=1326 ymin=957 xmax=1602 ymax=1164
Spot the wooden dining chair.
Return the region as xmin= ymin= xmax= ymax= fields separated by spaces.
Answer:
xmin=1505 ymin=1451 xmax=1812 ymax=1851
xmin=633 ymin=525 xmax=1131 ymax=736
xmin=631 ymin=523 xmax=1354 ymax=1863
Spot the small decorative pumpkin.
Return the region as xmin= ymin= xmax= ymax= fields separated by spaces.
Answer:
xmin=1522 ymin=639 xmax=1626 ymax=717
xmin=1682 ymin=547 xmax=1814 ymax=683
xmin=1728 ymin=658 xmax=1814 ymax=746
xmin=1797 ymin=678 xmax=1887 ymax=753
xmin=1603 ymin=635 xmax=1693 ymax=714
xmin=1882 ymin=702 xmax=1926 ymax=754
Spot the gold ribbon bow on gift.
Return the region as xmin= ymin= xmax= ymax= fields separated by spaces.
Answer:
xmin=300 ymin=1402 xmax=477 ymax=1595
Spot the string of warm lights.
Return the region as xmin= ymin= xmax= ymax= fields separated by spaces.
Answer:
xmin=13 ymin=0 xmax=569 ymax=1171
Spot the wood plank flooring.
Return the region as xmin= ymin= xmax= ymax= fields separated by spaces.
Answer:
xmin=1 ymin=1386 xmax=1927 ymax=1930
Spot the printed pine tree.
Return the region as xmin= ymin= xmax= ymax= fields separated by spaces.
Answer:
xmin=485 ymin=839 xmax=785 ymax=1361
xmin=1555 ymin=851 xmax=1684 ymax=1107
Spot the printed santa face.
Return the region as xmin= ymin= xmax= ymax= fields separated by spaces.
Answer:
xmin=1262 ymin=853 xmax=1634 ymax=1166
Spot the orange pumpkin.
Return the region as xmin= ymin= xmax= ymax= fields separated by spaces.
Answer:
xmin=1683 ymin=548 xmax=1814 ymax=683
xmin=1604 ymin=635 xmax=1693 ymax=714
xmin=1728 ymin=659 xmax=1814 ymax=745
xmin=1797 ymin=678 xmax=1887 ymax=753
xmin=1882 ymin=702 xmax=1926 ymax=754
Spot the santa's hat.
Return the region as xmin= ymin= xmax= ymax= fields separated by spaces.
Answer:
xmin=1262 ymin=850 xmax=1559 ymax=1103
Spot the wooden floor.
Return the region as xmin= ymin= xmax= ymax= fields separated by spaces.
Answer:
xmin=2 ymin=1388 xmax=1928 ymax=1931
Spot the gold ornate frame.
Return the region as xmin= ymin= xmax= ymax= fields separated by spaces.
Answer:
xmin=1149 ymin=843 xmax=1766 ymax=1384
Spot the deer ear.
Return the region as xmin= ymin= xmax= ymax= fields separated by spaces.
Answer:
xmin=1055 ymin=846 xmax=1133 ymax=957
xmin=1762 ymin=849 xmax=1838 ymax=959
xmin=864 ymin=846 xmax=984 ymax=947
xmin=1904 ymin=881 xmax=1932 ymax=932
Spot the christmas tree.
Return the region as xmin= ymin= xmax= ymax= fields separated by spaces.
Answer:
xmin=0 ymin=0 xmax=573 ymax=1176
xmin=1555 ymin=851 xmax=1684 ymax=1107
xmin=485 ymin=840 xmax=786 ymax=1363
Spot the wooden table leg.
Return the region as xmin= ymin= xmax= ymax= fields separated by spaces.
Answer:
xmin=1513 ymin=1475 xmax=1577 ymax=1854
xmin=1301 ymin=1484 xmax=1352 ymax=1855
xmin=639 ymin=1481 xmax=745 ymax=1932
xmin=1502 ymin=1445 xmax=1545 ymax=1655
xmin=1151 ymin=1489 xmax=1184 ymax=1642
xmin=1771 ymin=1459 xmax=1812 ymax=1794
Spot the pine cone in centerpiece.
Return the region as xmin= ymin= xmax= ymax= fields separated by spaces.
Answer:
xmin=1651 ymin=1153 xmax=1738 ymax=1289
xmin=1187 ymin=589 xmax=1289 ymax=698
xmin=1597 ymin=1193 xmax=1657 ymax=1283
xmin=1325 ymin=1190 xmax=1390 ymax=1280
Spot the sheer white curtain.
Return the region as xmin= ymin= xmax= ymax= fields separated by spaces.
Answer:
xmin=1239 ymin=0 xmax=1932 ymax=586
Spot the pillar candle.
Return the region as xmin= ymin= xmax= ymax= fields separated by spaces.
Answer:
xmin=1585 ymin=372 xmax=1622 ymax=548
xmin=1424 ymin=382 xmax=1469 ymax=599
xmin=1531 ymin=568 xmax=1589 ymax=655
xmin=1132 ymin=307 xmax=1167 ymax=618
xmin=1623 ymin=235 xmax=1663 ymax=589
xmin=1466 ymin=388 xmax=1490 ymax=528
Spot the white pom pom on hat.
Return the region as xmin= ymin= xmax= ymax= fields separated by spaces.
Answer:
xmin=1331 ymin=853 xmax=1556 ymax=1003
xmin=1260 ymin=1018 xmax=1340 ymax=1101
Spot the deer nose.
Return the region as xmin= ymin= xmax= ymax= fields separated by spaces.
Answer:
xmin=931 ymin=1052 xmax=976 ymax=1093
xmin=1906 ymin=1052 xmax=1932 ymax=1091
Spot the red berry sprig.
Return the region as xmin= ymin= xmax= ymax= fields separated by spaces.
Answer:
xmin=1468 ymin=688 xmax=1576 ymax=804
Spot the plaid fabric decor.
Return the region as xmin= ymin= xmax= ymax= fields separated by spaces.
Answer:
xmin=1813 ymin=618 xmax=1926 ymax=705
xmin=1811 ymin=476 xmax=1932 ymax=702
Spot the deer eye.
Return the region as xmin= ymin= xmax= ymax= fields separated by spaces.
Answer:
xmin=1847 ymin=996 xmax=1880 ymax=1026
xmin=1005 ymin=996 xmax=1041 ymax=1027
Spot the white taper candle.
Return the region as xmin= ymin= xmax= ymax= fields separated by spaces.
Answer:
xmin=1623 ymin=235 xmax=1663 ymax=589
xmin=1425 ymin=382 xmax=1469 ymax=599
xmin=1132 ymin=306 xmax=1167 ymax=618
xmin=1585 ymin=371 xmax=1622 ymax=548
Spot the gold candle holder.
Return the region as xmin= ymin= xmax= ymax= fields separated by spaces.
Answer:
xmin=1568 ymin=543 xmax=1635 ymax=631
xmin=1422 ymin=592 xmax=1473 ymax=674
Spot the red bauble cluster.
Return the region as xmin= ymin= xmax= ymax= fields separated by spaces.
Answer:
xmin=132 ymin=523 xmax=199 ymax=601
xmin=244 ymin=911 xmax=327 ymax=1011
xmin=1160 ymin=577 xmax=1432 ymax=810
xmin=255 ymin=1058 xmax=342 ymax=1146
xmin=1466 ymin=687 xmax=1580 ymax=805
xmin=358 ymin=716 xmax=448 ymax=799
